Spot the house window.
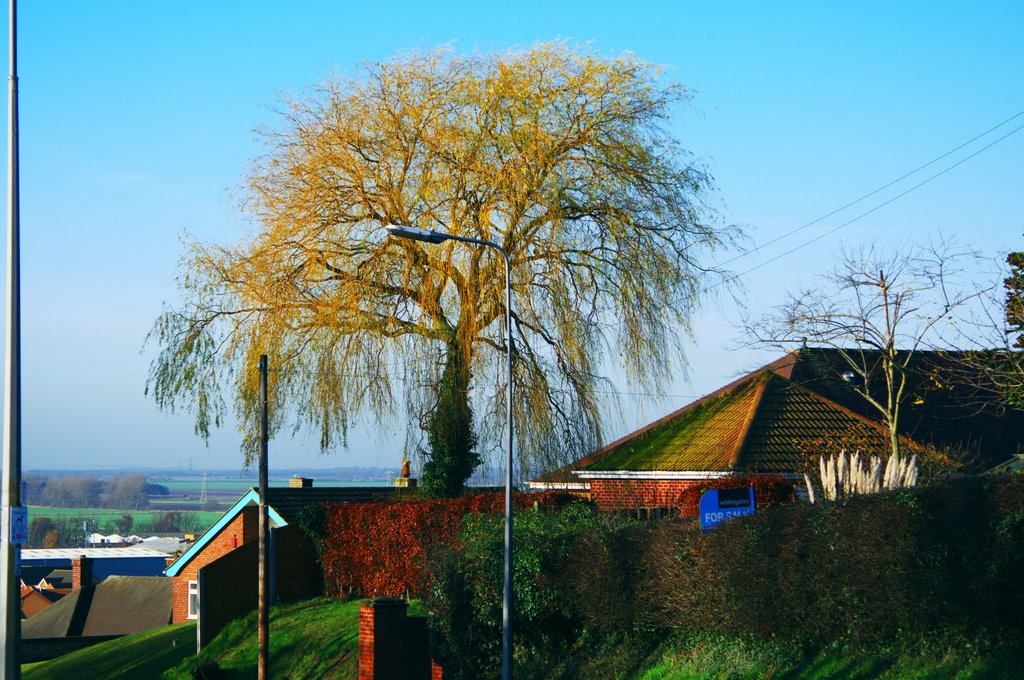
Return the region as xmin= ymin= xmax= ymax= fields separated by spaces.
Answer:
xmin=187 ymin=581 xmax=199 ymax=620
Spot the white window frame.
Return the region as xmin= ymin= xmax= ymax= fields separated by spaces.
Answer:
xmin=187 ymin=580 xmax=199 ymax=620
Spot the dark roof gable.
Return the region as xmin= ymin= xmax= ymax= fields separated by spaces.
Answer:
xmin=21 ymin=576 xmax=172 ymax=639
xmin=264 ymin=487 xmax=404 ymax=523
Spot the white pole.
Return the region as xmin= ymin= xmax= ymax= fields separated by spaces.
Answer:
xmin=1 ymin=0 xmax=21 ymax=675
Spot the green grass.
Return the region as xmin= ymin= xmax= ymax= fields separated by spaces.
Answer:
xmin=630 ymin=632 xmax=1024 ymax=680
xmin=19 ymin=598 xmax=1019 ymax=680
xmin=22 ymin=622 xmax=196 ymax=680
xmin=27 ymin=506 xmax=222 ymax=533
xmin=20 ymin=599 xmax=378 ymax=680
xmin=164 ymin=598 xmax=416 ymax=679
xmin=153 ymin=479 xmax=259 ymax=495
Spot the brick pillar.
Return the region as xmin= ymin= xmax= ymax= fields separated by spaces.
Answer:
xmin=359 ymin=598 xmax=431 ymax=680
xmin=358 ymin=603 xmax=376 ymax=680
xmin=71 ymin=556 xmax=93 ymax=589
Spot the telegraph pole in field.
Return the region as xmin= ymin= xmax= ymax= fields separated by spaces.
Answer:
xmin=257 ymin=355 xmax=269 ymax=679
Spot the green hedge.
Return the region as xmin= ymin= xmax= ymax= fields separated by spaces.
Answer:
xmin=426 ymin=475 xmax=1024 ymax=679
xmin=659 ymin=475 xmax=1024 ymax=645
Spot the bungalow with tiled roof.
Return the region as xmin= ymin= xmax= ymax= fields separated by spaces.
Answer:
xmin=531 ymin=349 xmax=1024 ymax=511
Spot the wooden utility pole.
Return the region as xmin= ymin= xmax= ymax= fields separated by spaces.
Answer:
xmin=258 ymin=355 xmax=269 ymax=679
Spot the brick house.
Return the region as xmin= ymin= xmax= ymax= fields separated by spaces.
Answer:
xmin=165 ymin=481 xmax=409 ymax=625
xmin=531 ymin=349 xmax=1024 ymax=510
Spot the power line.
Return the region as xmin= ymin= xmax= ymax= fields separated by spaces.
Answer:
xmin=718 ymin=107 xmax=1024 ymax=268
xmin=592 ymin=388 xmax=701 ymax=400
xmin=596 ymin=113 xmax=1024 ymax=332
xmin=719 ymin=120 xmax=1024 ymax=286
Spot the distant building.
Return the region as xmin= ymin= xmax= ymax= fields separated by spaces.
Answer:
xmin=20 ymin=585 xmax=64 ymax=619
xmin=21 ymin=547 xmax=171 ymax=581
xmin=86 ymin=532 xmax=147 ymax=545
xmin=21 ymin=556 xmax=173 ymax=661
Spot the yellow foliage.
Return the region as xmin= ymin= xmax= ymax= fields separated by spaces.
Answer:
xmin=147 ymin=42 xmax=732 ymax=471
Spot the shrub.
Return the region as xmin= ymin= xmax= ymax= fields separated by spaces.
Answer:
xmin=427 ymin=503 xmax=647 ymax=680
xmin=425 ymin=475 xmax=1024 ymax=677
xmin=319 ymin=476 xmax=1024 ymax=676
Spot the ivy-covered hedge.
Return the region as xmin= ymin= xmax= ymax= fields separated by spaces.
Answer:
xmin=317 ymin=491 xmax=576 ymax=597
xmin=306 ymin=476 xmax=1024 ymax=678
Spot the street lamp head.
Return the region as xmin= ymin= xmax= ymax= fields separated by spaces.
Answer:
xmin=385 ymin=224 xmax=449 ymax=245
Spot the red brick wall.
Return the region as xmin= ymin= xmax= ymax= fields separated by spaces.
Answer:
xmin=589 ymin=478 xmax=705 ymax=511
xmin=171 ymin=505 xmax=260 ymax=623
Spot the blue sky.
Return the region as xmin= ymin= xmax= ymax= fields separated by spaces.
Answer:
xmin=2 ymin=1 xmax=1022 ymax=472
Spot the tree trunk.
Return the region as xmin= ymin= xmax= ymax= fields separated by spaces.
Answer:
xmin=422 ymin=338 xmax=481 ymax=497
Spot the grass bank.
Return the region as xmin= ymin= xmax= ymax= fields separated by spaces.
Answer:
xmin=21 ymin=598 xmax=1019 ymax=680
xmin=633 ymin=631 xmax=1023 ymax=680
xmin=22 ymin=622 xmax=195 ymax=680
xmin=20 ymin=599 xmax=371 ymax=680
xmin=163 ymin=598 xmax=382 ymax=679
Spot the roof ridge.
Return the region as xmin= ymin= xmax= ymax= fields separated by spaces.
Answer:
xmin=729 ymin=374 xmax=772 ymax=469
xmin=576 ymin=354 xmax=795 ymax=469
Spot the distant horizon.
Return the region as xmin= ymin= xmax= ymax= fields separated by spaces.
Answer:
xmin=21 ymin=465 xmax=400 ymax=476
xmin=19 ymin=464 xmax=510 ymax=484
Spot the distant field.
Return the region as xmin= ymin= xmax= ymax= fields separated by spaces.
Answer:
xmin=153 ymin=477 xmax=392 ymax=499
xmin=149 ymin=499 xmax=222 ymax=511
xmin=156 ymin=479 xmax=262 ymax=494
xmin=28 ymin=479 xmax=392 ymax=536
xmin=27 ymin=507 xmax=222 ymax=534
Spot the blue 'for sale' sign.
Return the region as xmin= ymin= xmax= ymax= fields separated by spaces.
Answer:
xmin=699 ymin=487 xmax=755 ymax=533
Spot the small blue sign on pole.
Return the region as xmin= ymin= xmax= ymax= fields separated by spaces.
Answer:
xmin=699 ymin=487 xmax=756 ymax=533
xmin=11 ymin=506 xmax=28 ymax=544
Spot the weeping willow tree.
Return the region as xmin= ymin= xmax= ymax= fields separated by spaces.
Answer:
xmin=146 ymin=42 xmax=732 ymax=494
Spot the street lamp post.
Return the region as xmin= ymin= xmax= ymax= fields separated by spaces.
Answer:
xmin=1 ymin=1 xmax=21 ymax=677
xmin=385 ymin=224 xmax=515 ymax=680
